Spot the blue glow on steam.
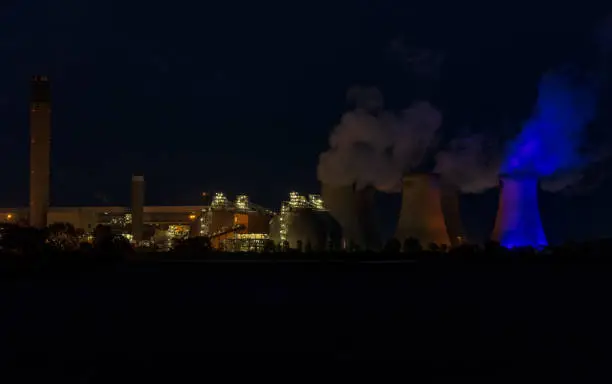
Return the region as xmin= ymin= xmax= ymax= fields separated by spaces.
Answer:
xmin=502 ymin=69 xmax=597 ymax=177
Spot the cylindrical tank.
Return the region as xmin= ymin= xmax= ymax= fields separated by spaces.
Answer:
xmin=491 ymin=175 xmax=547 ymax=248
xmin=395 ymin=173 xmax=451 ymax=247
xmin=131 ymin=175 xmax=145 ymax=242
xmin=270 ymin=208 xmax=342 ymax=251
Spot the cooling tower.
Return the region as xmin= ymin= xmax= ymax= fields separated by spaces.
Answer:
xmin=320 ymin=183 xmax=364 ymax=249
xmin=395 ymin=173 xmax=451 ymax=247
xmin=492 ymin=175 xmax=547 ymax=248
xmin=354 ymin=186 xmax=382 ymax=251
xmin=131 ymin=175 xmax=145 ymax=243
xmin=440 ymin=181 xmax=467 ymax=247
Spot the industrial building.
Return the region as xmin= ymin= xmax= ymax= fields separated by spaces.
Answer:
xmin=0 ymin=205 xmax=204 ymax=232
xmin=195 ymin=192 xmax=275 ymax=252
xmin=269 ymin=192 xmax=342 ymax=251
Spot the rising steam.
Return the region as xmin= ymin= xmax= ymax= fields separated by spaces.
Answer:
xmin=434 ymin=135 xmax=501 ymax=193
xmin=317 ymin=86 xmax=442 ymax=192
xmin=435 ymin=67 xmax=599 ymax=193
xmin=502 ymin=67 xmax=598 ymax=191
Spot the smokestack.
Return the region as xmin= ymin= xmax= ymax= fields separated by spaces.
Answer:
xmin=29 ymin=75 xmax=51 ymax=228
xmin=491 ymin=175 xmax=547 ymax=248
xmin=321 ymin=183 xmax=364 ymax=249
xmin=131 ymin=175 xmax=145 ymax=243
xmin=395 ymin=173 xmax=451 ymax=247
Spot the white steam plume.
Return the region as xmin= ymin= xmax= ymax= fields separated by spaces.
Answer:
xmin=434 ymin=135 xmax=501 ymax=193
xmin=317 ymin=86 xmax=443 ymax=193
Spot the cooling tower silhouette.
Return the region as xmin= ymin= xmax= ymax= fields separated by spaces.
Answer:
xmin=321 ymin=183 xmax=381 ymax=250
xmin=395 ymin=173 xmax=451 ymax=247
xmin=492 ymin=175 xmax=547 ymax=248
xmin=440 ymin=181 xmax=467 ymax=247
xmin=354 ymin=186 xmax=382 ymax=251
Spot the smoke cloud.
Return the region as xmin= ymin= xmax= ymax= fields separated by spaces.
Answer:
xmin=317 ymin=86 xmax=443 ymax=192
xmin=437 ymin=68 xmax=599 ymax=194
xmin=434 ymin=135 xmax=502 ymax=193
xmin=502 ymin=67 xmax=598 ymax=191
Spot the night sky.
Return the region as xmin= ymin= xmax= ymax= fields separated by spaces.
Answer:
xmin=1 ymin=1 xmax=611 ymax=243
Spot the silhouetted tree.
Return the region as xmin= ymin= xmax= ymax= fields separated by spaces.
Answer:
xmin=0 ymin=224 xmax=46 ymax=254
xmin=173 ymin=236 xmax=212 ymax=255
xmin=403 ymin=238 xmax=422 ymax=252
xmin=94 ymin=224 xmax=113 ymax=247
xmin=384 ymin=238 xmax=401 ymax=253
xmin=484 ymin=240 xmax=502 ymax=253
xmin=263 ymin=239 xmax=276 ymax=253
xmin=304 ymin=241 xmax=312 ymax=253
xmin=47 ymin=222 xmax=79 ymax=251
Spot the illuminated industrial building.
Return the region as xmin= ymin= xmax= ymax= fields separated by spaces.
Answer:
xmin=29 ymin=75 xmax=51 ymax=228
xmin=269 ymin=192 xmax=341 ymax=251
xmin=197 ymin=193 xmax=275 ymax=252
xmin=0 ymin=205 xmax=203 ymax=242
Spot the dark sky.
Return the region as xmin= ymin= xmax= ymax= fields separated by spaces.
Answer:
xmin=1 ymin=1 xmax=611 ymax=242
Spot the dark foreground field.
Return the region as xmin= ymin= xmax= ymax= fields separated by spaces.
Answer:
xmin=1 ymin=258 xmax=611 ymax=375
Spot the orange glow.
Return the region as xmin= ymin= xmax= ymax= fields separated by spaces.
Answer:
xmin=6 ymin=214 xmax=12 ymax=220
xmin=189 ymin=214 xmax=196 ymax=220
xmin=233 ymin=213 xmax=248 ymax=229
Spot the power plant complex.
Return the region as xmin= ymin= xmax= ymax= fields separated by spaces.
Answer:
xmin=0 ymin=76 xmax=553 ymax=251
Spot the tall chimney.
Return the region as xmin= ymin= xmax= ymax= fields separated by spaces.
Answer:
xmin=131 ymin=175 xmax=145 ymax=243
xmin=29 ymin=75 xmax=51 ymax=228
xmin=395 ymin=173 xmax=451 ymax=247
xmin=491 ymin=175 xmax=547 ymax=248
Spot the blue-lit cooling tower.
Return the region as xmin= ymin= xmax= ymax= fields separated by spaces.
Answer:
xmin=492 ymin=176 xmax=547 ymax=248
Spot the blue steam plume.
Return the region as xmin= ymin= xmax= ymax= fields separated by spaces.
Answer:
xmin=502 ymin=68 xmax=598 ymax=183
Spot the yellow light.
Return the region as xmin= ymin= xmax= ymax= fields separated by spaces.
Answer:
xmin=6 ymin=214 xmax=12 ymax=220
xmin=189 ymin=214 xmax=196 ymax=220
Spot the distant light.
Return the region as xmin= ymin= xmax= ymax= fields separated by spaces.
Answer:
xmin=189 ymin=214 xmax=196 ymax=220
xmin=6 ymin=214 xmax=12 ymax=220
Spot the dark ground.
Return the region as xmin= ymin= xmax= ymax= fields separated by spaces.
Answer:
xmin=1 ymin=260 xmax=610 ymax=376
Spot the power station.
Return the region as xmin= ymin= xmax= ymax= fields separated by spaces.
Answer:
xmin=0 ymin=76 xmax=560 ymax=252
xmin=29 ymin=75 xmax=51 ymax=228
